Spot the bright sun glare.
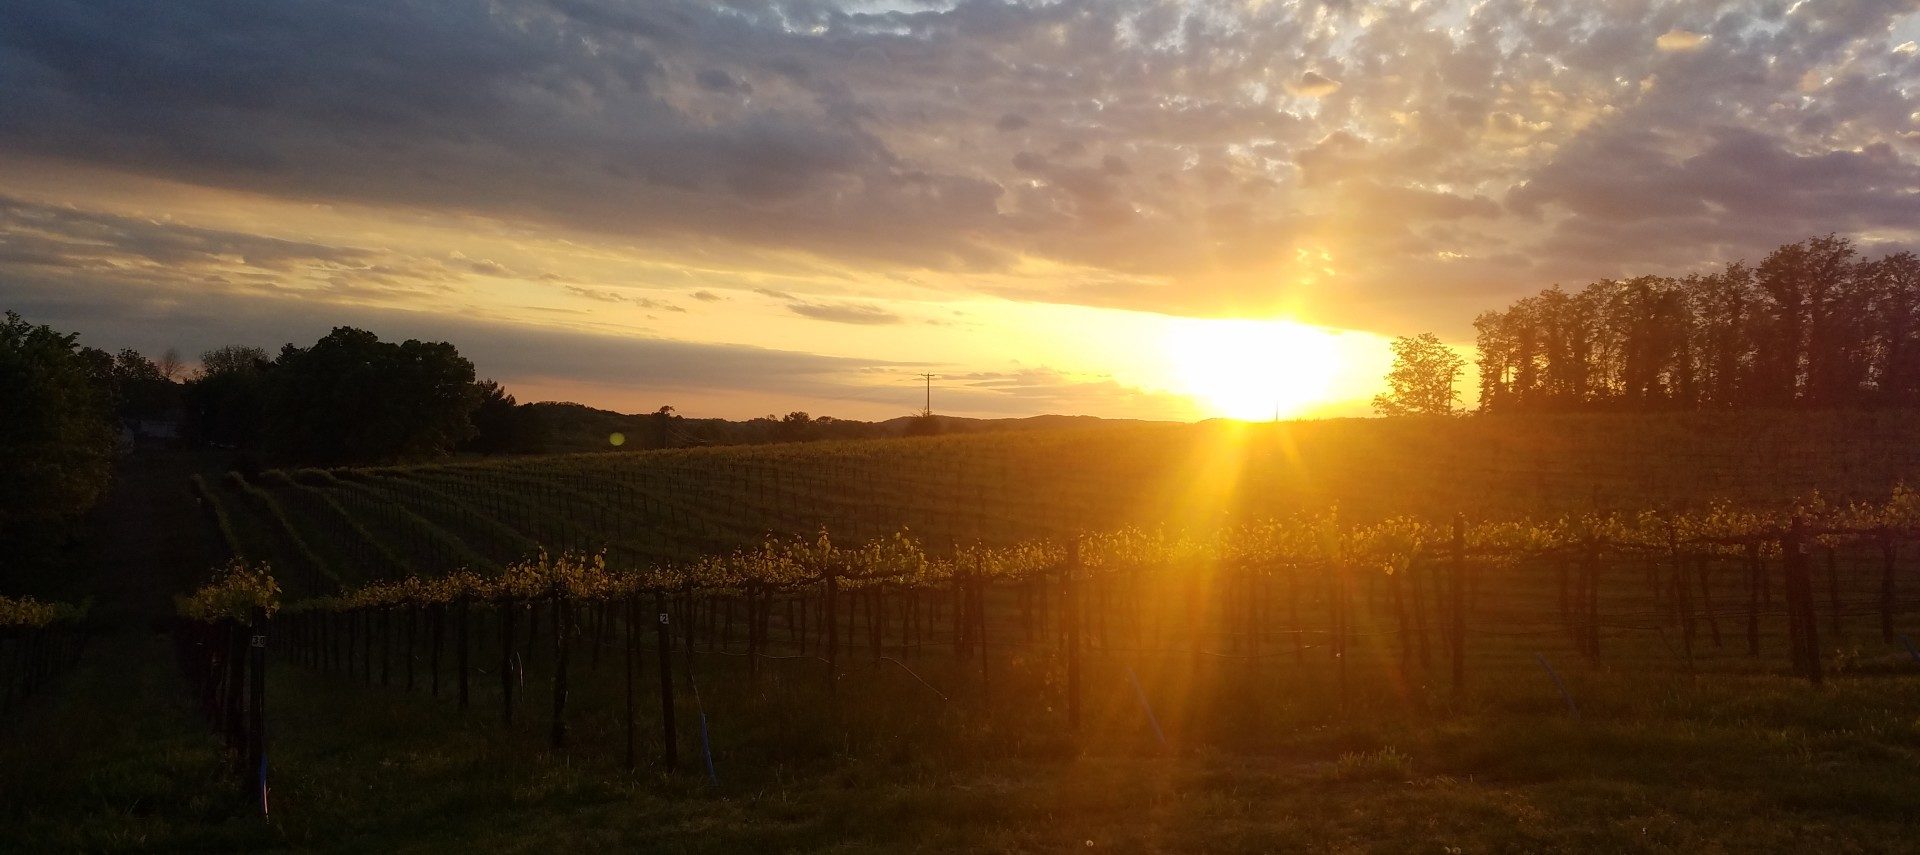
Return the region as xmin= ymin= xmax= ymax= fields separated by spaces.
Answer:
xmin=1162 ymin=318 xmax=1342 ymax=420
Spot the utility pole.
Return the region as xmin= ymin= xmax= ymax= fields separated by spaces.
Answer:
xmin=917 ymin=373 xmax=937 ymax=417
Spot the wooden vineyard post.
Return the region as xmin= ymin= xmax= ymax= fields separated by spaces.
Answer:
xmin=380 ymin=607 xmax=391 ymax=688
xmin=747 ymin=584 xmax=761 ymax=681
xmin=952 ymin=562 xmax=967 ymax=658
xmin=825 ymin=562 xmax=840 ymax=702
xmin=1451 ymin=515 xmax=1466 ymax=693
xmin=1390 ymin=566 xmax=1411 ymax=678
xmin=1334 ymin=559 xmax=1349 ymax=709
xmin=1783 ymin=518 xmax=1822 ymax=685
xmin=1291 ymin=567 xmax=1304 ymax=663
xmin=500 ymin=598 xmax=516 ymax=725
xmin=1064 ymin=539 xmax=1082 ymax=732
xmin=405 ymin=605 xmax=417 ymax=692
xmin=974 ymin=569 xmax=991 ymax=706
xmin=1882 ymin=533 xmax=1898 ymax=642
xmin=551 ymin=589 xmax=569 ymax=750
xmin=226 ymin=621 xmax=245 ymax=752
xmin=1698 ymin=557 xmax=1721 ymax=648
xmin=624 ymin=594 xmax=636 ymax=772
xmin=1583 ymin=540 xmax=1602 ymax=661
xmin=1826 ymin=548 xmax=1844 ymax=639
xmin=680 ymin=594 xmax=696 ymax=686
xmin=1745 ymin=541 xmax=1762 ymax=656
xmin=1412 ymin=562 xmax=1432 ymax=668
xmin=1666 ymin=521 xmax=1693 ymax=671
xmin=430 ymin=603 xmax=443 ymax=698
xmin=525 ymin=602 xmax=539 ymax=669
xmin=246 ymin=608 xmax=267 ymax=806
xmin=654 ymin=593 xmax=678 ymax=771
xmin=457 ymin=596 xmax=470 ymax=710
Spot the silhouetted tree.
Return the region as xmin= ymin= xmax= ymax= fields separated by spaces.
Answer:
xmin=902 ymin=413 xmax=944 ymax=436
xmin=155 ymin=348 xmax=184 ymax=382
xmin=184 ymin=345 xmax=271 ymax=448
xmin=775 ymin=411 xmax=814 ymax=442
xmin=110 ymin=348 xmax=178 ymax=423
xmin=651 ymin=405 xmax=677 ymax=448
xmin=0 ymin=311 xmax=115 ymax=571
xmin=263 ymin=327 xmax=480 ymax=464
xmin=1473 ymin=235 xmax=1920 ymax=412
xmin=462 ymin=379 xmax=546 ymax=454
xmin=1373 ymin=332 xmax=1466 ymax=416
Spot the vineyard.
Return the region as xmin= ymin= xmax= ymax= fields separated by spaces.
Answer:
xmin=1 ymin=596 xmax=87 ymax=718
xmin=167 ymin=413 xmax=1920 ymax=781
xmin=16 ymin=414 xmax=1920 ymax=850
xmin=195 ymin=412 xmax=1920 ymax=596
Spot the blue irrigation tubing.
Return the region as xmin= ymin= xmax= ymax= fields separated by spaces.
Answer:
xmin=688 ymin=672 xmax=719 ymax=786
xmin=1901 ymin=634 xmax=1920 ymax=665
xmin=1124 ymin=666 xmax=1169 ymax=749
xmin=1533 ymin=652 xmax=1580 ymax=721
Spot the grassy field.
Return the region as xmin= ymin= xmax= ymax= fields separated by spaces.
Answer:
xmin=9 ymin=621 xmax=1920 ymax=852
xmin=11 ymin=413 xmax=1920 ymax=852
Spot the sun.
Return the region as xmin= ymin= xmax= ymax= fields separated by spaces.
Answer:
xmin=1161 ymin=318 xmax=1343 ymax=420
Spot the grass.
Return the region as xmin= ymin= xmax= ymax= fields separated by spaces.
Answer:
xmin=11 ymin=619 xmax=1920 ymax=852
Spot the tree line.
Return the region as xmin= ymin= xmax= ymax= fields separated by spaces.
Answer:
xmin=3 ymin=317 xmax=546 ymax=568
xmin=1472 ymin=235 xmax=1920 ymax=412
xmin=185 ymin=327 xmax=542 ymax=465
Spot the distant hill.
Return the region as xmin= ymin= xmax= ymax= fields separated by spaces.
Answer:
xmin=521 ymin=402 xmax=1166 ymax=454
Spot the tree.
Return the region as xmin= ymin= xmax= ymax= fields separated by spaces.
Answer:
xmin=155 ymin=348 xmax=184 ymax=382
xmin=110 ymin=348 xmax=178 ymax=423
xmin=651 ymin=405 xmax=677 ymax=449
xmin=263 ymin=327 xmax=480 ymax=464
xmin=1471 ymin=235 xmax=1920 ymax=413
xmin=462 ymin=379 xmax=546 ymax=454
xmin=1373 ymin=332 xmax=1466 ymax=417
xmin=184 ymin=345 xmax=271 ymax=448
xmin=775 ymin=411 xmax=814 ymax=442
xmin=0 ymin=311 xmax=115 ymax=575
xmin=199 ymin=345 xmax=270 ymax=379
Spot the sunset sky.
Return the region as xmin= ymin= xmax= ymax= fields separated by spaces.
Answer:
xmin=6 ymin=1 xmax=1920 ymax=420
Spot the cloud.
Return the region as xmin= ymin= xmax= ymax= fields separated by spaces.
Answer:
xmin=694 ymin=68 xmax=750 ymax=95
xmin=1286 ymin=71 xmax=1342 ymax=98
xmin=1656 ymin=29 xmax=1708 ymax=51
xmin=785 ymin=300 xmax=902 ymax=325
xmin=563 ymin=285 xmax=686 ymax=311
xmin=0 ymin=194 xmax=455 ymax=301
xmin=0 ymin=270 xmax=896 ymax=407
xmin=453 ymin=254 xmax=514 ymax=277
xmin=5 ymin=0 xmax=1920 ymax=341
xmin=690 ymin=289 xmax=722 ymax=301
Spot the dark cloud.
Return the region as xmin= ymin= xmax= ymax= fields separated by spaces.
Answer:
xmin=0 ymin=194 xmax=456 ymax=300
xmin=5 ymin=0 xmax=1920 ymax=336
xmin=0 ymin=271 xmax=890 ymax=404
xmin=695 ymin=68 xmax=750 ymax=95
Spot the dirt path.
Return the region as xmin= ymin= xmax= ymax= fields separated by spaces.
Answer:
xmin=83 ymin=448 xmax=225 ymax=624
xmin=0 ymin=449 xmax=266 ymax=851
